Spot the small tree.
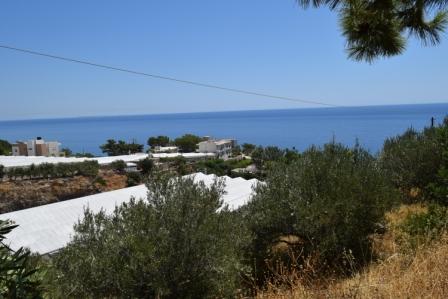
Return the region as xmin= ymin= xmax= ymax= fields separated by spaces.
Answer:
xmin=428 ymin=118 xmax=448 ymax=204
xmin=241 ymin=143 xmax=256 ymax=156
xmin=0 ymin=165 xmax=4 ymax=181
xmin=174 ymin=134 xmax=202 ymax=153
xmin=245 ymin=142 xmax=396 ymax=282
xmin=109 ymin=160 xmax=127 ymax=173
xmin=126 ymin=172 xmax=142 ymax=186
xmin=60 ymin=148 xmax=73 ymax=157
xmin=147 ymin=136 xmax=170 ymax=148
xmin=0 ymin=139 xmax=12 ymax=156
xmin=137 ymin=158 xmax=154 ymax=175
xmin=100 ymin=139 xmax=144 ymax=156
xmin=51 ymin=175 xmax=248 ymax=298
xmin=380 ymin=118 xmax=447 ymax=203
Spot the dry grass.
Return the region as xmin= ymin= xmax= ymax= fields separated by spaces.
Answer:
xmin=257 ymin=204 xmax=448 ymax=299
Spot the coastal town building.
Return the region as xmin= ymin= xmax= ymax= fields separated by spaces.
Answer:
xmin=11 ymin=137 xmax=61 ymax=157
xmin=198 ymin=138 xmax=236 ymax=158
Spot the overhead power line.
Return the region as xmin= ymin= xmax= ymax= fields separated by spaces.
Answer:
xmin=0 ymin=44 xmax=338 ymax=107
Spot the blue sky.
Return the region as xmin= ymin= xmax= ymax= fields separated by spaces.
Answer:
xmin=1 ymin=0 xmax=447 ymax=120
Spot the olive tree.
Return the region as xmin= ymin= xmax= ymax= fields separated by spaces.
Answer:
xmin=50 ymin=175 xmax=249 ymax=298
xmin=244 ymin=142 xmax=396 ymax=282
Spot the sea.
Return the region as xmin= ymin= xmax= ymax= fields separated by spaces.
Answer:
xmin=1 ymin=103 xmax=447 ymax=156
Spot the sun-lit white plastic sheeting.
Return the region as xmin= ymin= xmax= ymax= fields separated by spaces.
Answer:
xmin=0 ymin=173 xmax=259 ymax=254
xmin=151 ymin=152 xmax=216 ymax=159
xmin=0 ymin=152 xmax=216 ymax=168
xmin=0 ymin=154 xmax=150 ymax=168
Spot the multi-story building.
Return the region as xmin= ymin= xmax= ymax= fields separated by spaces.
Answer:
xmin=198 ymin=138 xmax=236 ymax=158
xmin=12 ymin=137 xmax=61 ymax=157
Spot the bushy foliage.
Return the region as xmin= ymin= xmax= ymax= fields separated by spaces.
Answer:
xmin=172 ymin=156 xmax=189 ymax=175
xmin=61 ymin=148 xmax=95 ymax=158
xmin=137 ymin=158 xmax=154 ymax=175
xmin=428 ymin=119 xmax=448 ymax=204
xmin=109 ymin=159 xmax=127 ymax=173
xmin=399 ymin=204 xmax=448 ymax=249
xmin=147 ymin=135 xmax=170 ymax=147
xmin=100 ymin=139 xmax=144 ymax=156
xmin=0 ymin=165 xmax=4 ymax=180
xmin=380 ymin=118 xmax=448 ymax=203
xmin=194 ymin=158 xmax=253 ymax=177
xmin=241 ymin=143 xmax=256 ymax=156
xmin=0 ymin=220 xmax=43 ymax=298
xmin=244 ymin=143 xmax=396 ymax=281
xmin=0 ymin=139 xmax=12 ymax=156
xmin=60 ymin=147 xmax=73 ymax=157
xmin=4 ymin=161 xmax=99 ymax=180
xmin=126 ymin=172 xmax=142 ymax=186
xmin=251 ymin=146 xmax=300 ymax=169
xmin=49 ymin=175 xmax=248 ymax=298
xmin=174 ymin=134 xmax=202 ymax=152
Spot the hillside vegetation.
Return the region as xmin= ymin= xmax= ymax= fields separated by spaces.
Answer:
xmin=257 ymin=204 xmax=448 ymax=299
xmin=0 ymin=117 xmax=447 ymax=298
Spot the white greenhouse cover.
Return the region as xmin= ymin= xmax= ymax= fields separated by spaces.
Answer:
xmin=0 ymin=173 xmax=259 ymax=254
xmin=0 ymin=152 xmax=215 ymax=168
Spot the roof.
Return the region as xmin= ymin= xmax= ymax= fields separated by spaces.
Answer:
xmin=0 ymin=173 xmax=259 ymax=254
xmin=0 ymin=154 xmax=149 ymax=168
xmin=198 ymin=139 xmax=234 ymax=146
xmin=151 ymin=152 xmax=215 ymax=159
xmin=0 ymin=152 xmax=215 ymax=168
xmin=152 ymin=146 xmax=178 ymax=153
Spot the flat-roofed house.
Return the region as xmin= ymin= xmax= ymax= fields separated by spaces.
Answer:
xmin=198 ymin=138 xmax=236 ymax=158
xmin=11 ymin=137 xmax=61 ymax=157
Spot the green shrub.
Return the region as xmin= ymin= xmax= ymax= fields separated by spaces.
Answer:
xmin=427 ymin=118 xmax=448 ymax=204
xmin=244 ymin=143 xmax=396 ymax=282
xmin=0 ymin=139 xmax=12 ymax=156
xmin=126 ymin=172 xmax=142 ymax=186
xmin=109 ymin=159 xmax=127 ymax=173
xmin=0 ymin=220 xmax=43 ymax=298
xmin=76 ymin=161 xmax=100 ymax=177
xmin=174 ymin=134 xmax=202 ymax=153
xmin=100 ymin=139 xmax=144 ymax=156
xmin=49 ymin=175 xmax=248 ymax=298
xmin=400 ymin=204 xmax=448 ymax=248
xmin=137 ymin=158 xmax=154 ymax=175
xmin=251 ymin=146 xmax=299 ymax=170
xmin=147 ymin=135 xmax=170 ymax=147
xmin=0 ymin=164 xmax=5 ymax=180
xmin=380 ymin=117 xmax=448 ymax=203
xmin=4 ymin=161 xmax=99 ymax=180
xmin=241 ymin=143 xmax=256 ymax=156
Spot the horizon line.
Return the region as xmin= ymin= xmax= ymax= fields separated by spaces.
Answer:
xmin=1 ymin=101 xmax=447 ymax=123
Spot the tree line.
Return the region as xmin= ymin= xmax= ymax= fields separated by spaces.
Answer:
xmin=0 ymin=161 xmax=99 ymax=181
xmin=99 ymin=134 xmax=207 ymax=156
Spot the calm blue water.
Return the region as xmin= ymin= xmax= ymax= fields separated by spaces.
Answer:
xmin=1 ymin=104 xmax=447 ymax=156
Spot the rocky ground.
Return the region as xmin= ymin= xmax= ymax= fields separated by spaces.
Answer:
xmin=0 ymin=170 xmax=127 ymax=213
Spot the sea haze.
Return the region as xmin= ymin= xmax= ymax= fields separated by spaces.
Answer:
xmin=1 ymin=103 xmax=447 ymax=156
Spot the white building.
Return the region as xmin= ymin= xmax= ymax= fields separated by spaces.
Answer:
xmin=12 ymin=137 xmax=61 ymax=157
xmin=198 ymin=139 xmax=236 ymax=158
xmin=47 ymin=141 xmax=61 ymax=156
